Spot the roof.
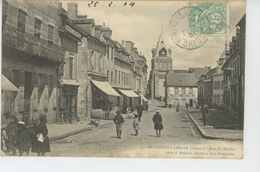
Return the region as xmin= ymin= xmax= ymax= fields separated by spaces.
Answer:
xmin=103 ymin=36 xmax=117 ymax=47
xmin=202 ymin=68 xmax=217 ymax=82
xmin=188 ymin=67 xmax=211 ymax=79
xmin=166 ymin=72 xmax=198 ymax=87
xmin=172 ymin=69 xmax=188 ymax=73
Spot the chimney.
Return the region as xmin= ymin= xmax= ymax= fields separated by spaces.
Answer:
xmin=94 ymin=25 xmax=103 ymax=39
xmin=124 ymin=41 xmax=133 ymax=54
xmin=68 ymin=2 xmax=78 ymax=20
xmin=103 ymin=27 xmax=112 ymax=38
xmin=121 ymin=40 xmax=125 ymax=47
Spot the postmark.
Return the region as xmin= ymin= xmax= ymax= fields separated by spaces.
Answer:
xmin=169 ymin=6 xmax=208 ymax=50
xmin=189 ymin=2 xmax=228 ymax=34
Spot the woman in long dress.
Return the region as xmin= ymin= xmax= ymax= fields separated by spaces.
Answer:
xmin=31 ymin=113 xmax=50 ymax=156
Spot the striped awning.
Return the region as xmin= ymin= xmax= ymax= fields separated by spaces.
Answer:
xmin=91 ymin=80 xmax=121 ymax=97
xmin=118 ymin=89 xmax=140 ymax=98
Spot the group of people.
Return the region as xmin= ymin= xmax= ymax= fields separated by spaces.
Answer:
xmin=1 ymin=113 xmax=50 ymax=156
xmin=113 ymin=102 xmax=163 ymax=139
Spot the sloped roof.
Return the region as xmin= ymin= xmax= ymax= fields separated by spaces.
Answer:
xmin=166 ymin=72 xmax=198 ymax=87
xmin=172 ymin=69 xmax=188 ymax=73
xmin=203 ymin=68 xmax=217 ymax=82
xmin=188 ymin=67 xmax=211 ymax=79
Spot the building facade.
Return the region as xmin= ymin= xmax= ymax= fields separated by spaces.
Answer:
xmin=212 ymin=52 xmax=226 ymax=108
xmin=2 ymin=0 xmax=65 ymax=125
xmin=222 ymin=14 xmax=245 ymax=125
xmin=58 ymin=7 xmax=82 ymax=123
xmin=149 ymin=30 xmax=172 ymax=100
xmin=67 ymin=2 xmax=120 ymax=120
xmin=165 ymin=72 xmax=198 ymax=107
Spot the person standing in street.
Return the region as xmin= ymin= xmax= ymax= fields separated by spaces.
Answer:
xmin=133 ymin=114 xmax=140 ymax=136
xmin=6 ymin=115 xmax=19 ymax=155
xmin=105 ymin=102 xmax=113 ymax=120
xmin=201 ymin=103 xmax=210 ymax=126
xmin=16 ymin=121 xmax=35 ymax=156
xmin=176 ymin=103 xmax=180 ymax=112
xmin=152 ymin=110 xmax=163 ymax=137
xmin=31 ymin=113 xmax=50 ymax=156
xmin=113 ymin=110 xmax=124 ymax=139
xmin=185 ymin=101 xmax=190 ymax=111
xmin=145 ymin=101 xmax=149 ymax=111
xmin=136 ymin=103 xmax=144 ymax=122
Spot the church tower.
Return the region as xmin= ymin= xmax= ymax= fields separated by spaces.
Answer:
xmin=149 ymin=28 xmax=172 ymax=100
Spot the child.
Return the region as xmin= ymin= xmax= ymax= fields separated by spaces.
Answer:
xmin=133 ymin=114 xmax=140 ymax=136
xmin=1 ymin=128 xmax=8 ymax=153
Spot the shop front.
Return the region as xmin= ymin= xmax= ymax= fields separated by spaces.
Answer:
xmin=117 ymin=89 xmax=140 ymax=113
xmin=58 ymin=79 xmax=80 ymax=123
xmin=90 ymin=80 xmax=121 ymax=119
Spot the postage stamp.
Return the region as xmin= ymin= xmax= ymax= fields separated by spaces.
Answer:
xmin=169 ymin=6 xmax=208 ymax=50
xmin=189 ymin=2 xmax=228 ymax=34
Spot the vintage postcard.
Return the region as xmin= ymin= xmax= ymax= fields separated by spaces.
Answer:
xmin=1 ymin=0 xmax=245 ymax=159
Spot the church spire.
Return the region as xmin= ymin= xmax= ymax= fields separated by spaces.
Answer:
xmin=155 ymin=26 xmax=170 ymax=57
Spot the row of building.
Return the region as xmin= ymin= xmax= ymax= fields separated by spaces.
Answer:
xmin=149 ymin=14 xmax=245 ymax=125
xmin=1 ymin=1 xmax=148 ymax=125
xmin=198 ymin=14 xmax=245 ymax=125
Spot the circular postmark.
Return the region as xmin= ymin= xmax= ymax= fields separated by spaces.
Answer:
xmin=169 ymin=6 xmax=208 ymax=50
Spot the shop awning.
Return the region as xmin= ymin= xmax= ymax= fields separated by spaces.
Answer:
xmin=91 ymin=80 xmax=121 ymax=97
xmin=60 ymin=79 xmax=81 ymax=86
xmin=118 ymin=89 xmax=140 ymax=98
xmin=141 ymin=94 xmax=148 ymax=102
xmin=1 ymin=74 xmax=20 ymax=91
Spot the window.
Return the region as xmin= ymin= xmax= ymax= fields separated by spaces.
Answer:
xmin=175 ymin=87 xmax=178 ymax=95
xmin=107 ymin=47 xmax=110 ymax=59
xmin=107 ymin=70 xmax=109 ymax=82
xmin=115 ymin=70 xmax=117 ymax=84
xmin=118 ymin=71 xmax=120 ymax=84
xmin=121 ymin=72 xmax=124 ymax=84
xmin=111 ymin=48 xmax=114 ymax=60
xmin=185 ymin=88 xmax=189 ymax=95
xmin=34 ymin=18 xmax=42 ymax=38
xmin=91 ymin=51 xmax=95 ymax=70
xmin=48 ymin=25 xmax=54 ymax=43
xmin=111 ymin=71 xmax=113 ymax=84
xmin=99 ymin=55 xmax=103 ymax=73
xmin=69 ymin=57 xmax=73 ymax=79
xmin=17 ymin=9 xmax=27 ymax=40
xmin=159 ymin=48 xmax=167 ymax=57
xmin=182 ymin=88 xmax=185 ymax=95
xmin=178 ymin=87 xmax=182 ymax=95
xmin=189 ymin=88 xmax=193 ymax=94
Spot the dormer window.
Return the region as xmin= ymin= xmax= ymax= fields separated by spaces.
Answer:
xmin=159 ymin=48 xmax=167 ymax=57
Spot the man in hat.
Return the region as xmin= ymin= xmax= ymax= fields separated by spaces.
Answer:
xmin=152 ymin=110 xmax=163 ymax=137
xmin=136 ymin=103 xmax=144 ymax=122
xmin=133 ymin=113 xmax=140 ymax=136
xmin=201 ymin=103 xmax=210 ymax=126
xmin=113 ymin=110 xmax=124 ymax=139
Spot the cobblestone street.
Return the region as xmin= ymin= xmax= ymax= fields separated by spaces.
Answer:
xmin=49 ymin=108 xmax=242 ymax=158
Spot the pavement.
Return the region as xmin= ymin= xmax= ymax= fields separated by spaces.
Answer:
xmin=184 ymin=107 xmax=243 ymax=141
xmin=48 ymin=101 xmax=243 ymax=142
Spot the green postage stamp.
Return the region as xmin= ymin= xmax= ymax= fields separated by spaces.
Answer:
xmin=189 ymin=2 xmax=228 ymax=34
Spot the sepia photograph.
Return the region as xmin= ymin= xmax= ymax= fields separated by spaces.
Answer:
xmin=0 ymin=0 xmax=248 ymax=160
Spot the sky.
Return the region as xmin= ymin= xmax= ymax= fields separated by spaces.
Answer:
xmin=61 ymin=0 xmax=246 ymax=71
